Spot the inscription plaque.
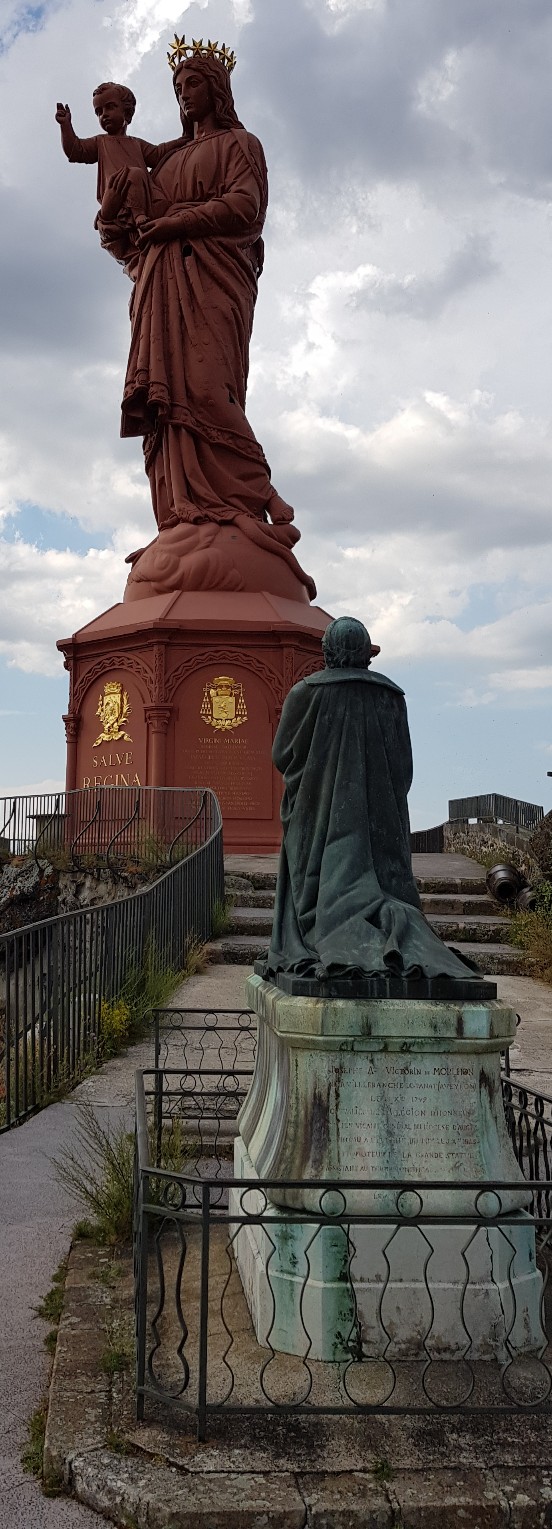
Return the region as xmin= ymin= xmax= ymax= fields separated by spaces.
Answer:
xmin=329 ymin=1052 xmax=480 ymax=1178
xmin=176 ymin=668 xmax=274 ymax=820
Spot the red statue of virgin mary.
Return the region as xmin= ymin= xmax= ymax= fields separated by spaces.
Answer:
xmin=96 ymin=37 xmax=316 ymax=605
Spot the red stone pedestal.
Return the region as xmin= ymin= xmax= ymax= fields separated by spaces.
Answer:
xmin=57 ymin=588 xmax=331 ymax=854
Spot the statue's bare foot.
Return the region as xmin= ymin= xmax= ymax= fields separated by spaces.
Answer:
xmin=314 ymin=962 xmax=329 ymax=981
xmin=125 ymin=546 xmax=147 ymax=566
xmin=268 ymin=491 xmax=295 ymax=525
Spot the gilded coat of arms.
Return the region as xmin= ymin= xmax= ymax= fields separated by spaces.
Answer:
xmin=94 ymin=681 xmax=132 ymax=746
xmin=200 ymin=675 xmax=247 ymax=731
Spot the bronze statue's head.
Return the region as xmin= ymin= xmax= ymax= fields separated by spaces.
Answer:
xmin=173 ymin=53 xmax=242 ymax=132
xmin=93 ymin=82 xmax=136 ymax=128
xmin=322 ymin=617 xmax=378 ymax=669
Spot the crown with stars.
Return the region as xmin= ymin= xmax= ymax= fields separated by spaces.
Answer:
xmin=167 ymin=34 xmax=237 ymax=74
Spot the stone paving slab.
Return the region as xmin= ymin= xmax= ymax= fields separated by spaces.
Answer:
xmin=44 ymin=1239 xmax=552 ymax=1528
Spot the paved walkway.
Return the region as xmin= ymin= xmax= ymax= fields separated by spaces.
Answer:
xmin=0 ymin=852 xmax=550 ymax=1526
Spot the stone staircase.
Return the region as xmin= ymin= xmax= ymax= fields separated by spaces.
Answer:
xmin=211 ymin=868 xmax=523 ymax=976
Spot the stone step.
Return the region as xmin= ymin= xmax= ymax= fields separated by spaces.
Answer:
xmin=427 ymin=915 xmax=511 ymax=943
xmin=228 ymin=907 xmax=273 ymax=936
xmin=228 ymin=888 xmax=276 ymax=909
xmin=448 ymin=942 xmax=524 ymax=976
xmin=227 ymin=890 xmax=499 ymax=917
xmin=225 ymin=871 xmax=491 ymax=899
xmin=209 ymin=934 xmax=270 ymax=965
xmin=208 ymin=932 xmax=524 ymax=975
xmin=420 ymin=894 xmax=497 ymax=916
xmin=416 ymin=876 xmax=488 ymax=896
xmin=227 ymin=907 xmax=511 ymax=943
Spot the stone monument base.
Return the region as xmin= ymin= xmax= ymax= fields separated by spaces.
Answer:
xmin=231 ymin=976 xmax=543 ymax=1362
xmin=231 ymin=1138 xmax=542 ymax=1363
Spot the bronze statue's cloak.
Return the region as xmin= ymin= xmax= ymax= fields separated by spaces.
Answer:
xmin=120 ymin=127 xmax=273 ymax=527
xmin=267 ymin=669 xmax=477 ymax=981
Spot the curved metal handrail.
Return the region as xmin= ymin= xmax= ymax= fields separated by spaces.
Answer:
xmin=34 ymin=795 xmax=62 ymax=867
xmin=168 ymin=792 xmax=207 ymax=866
xmin=0 ymin=797 xmax=16 ymax=850
xmin=70 ymin=791 xmax=102 ymax=870
xmin=106 ymin=790 xmax=141 ymax=872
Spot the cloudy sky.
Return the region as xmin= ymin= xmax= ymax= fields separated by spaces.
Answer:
xmin=1 ymin=0 xmax=551 ymax=826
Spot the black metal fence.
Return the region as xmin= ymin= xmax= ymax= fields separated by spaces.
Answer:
xmin=410 ymin=824 xmax=445 ymax=853
xmin=152 ymin=1007 xmax=257 ymax=1166
xmin=0 ymin=786 xmax=215 ymax=868
xmin=448 ymin=794 xmax=544 ymax=831
xmin=501 ymin=1074 xmax=552 ymax=1217
xmin=133 ymin=1025 xmax=552 ymax=1440
xmin=0 ymin=796 xmax=223 ymax=1131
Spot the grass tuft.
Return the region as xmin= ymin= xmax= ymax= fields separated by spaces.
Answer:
xmin=373 ymin=1457 xmax=393 ymax=1483
xmin=510 ymin=904 xmax=552 ymax=984
xmin=34 ymin=1259 xmax=67 ymax=1324
xmin=55 ymin=1100 xmax=135 ymax=1245
xmin=210 ymin=898 xmax=231 ymax=938
xmin=21 ymin=1400 xmax=48 ymax=1477
xmin=73 ymin=1218 xmax=96 ymax=1241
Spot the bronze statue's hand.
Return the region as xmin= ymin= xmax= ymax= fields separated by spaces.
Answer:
xmin=100 ymin=168 xmax=129 ymax=221
xmin=136 ymin=216 xmax=181 ymax=250
xmin=55 ymin=102 xmax=71 ymax=123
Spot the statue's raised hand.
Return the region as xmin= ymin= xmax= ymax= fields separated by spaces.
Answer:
xmin=55 ymin=102 xmax=71 ymax=123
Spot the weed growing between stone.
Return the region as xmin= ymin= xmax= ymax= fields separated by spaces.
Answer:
xmin=373 ymin=1458 xmax=393 ymax=1483
xmin=55 ymin=1100 xmax=136 ymax=1244
xmin=510 ymin=881 xmax=552 ymax=984
xmin=33 ymin=1256 xmax=68 ymax=1362
xmin=55 ymin=1102 xmax=202 ymax=1244
xmin=101 ymin=1313 xmax=134 ymax=1375
xmin=117 ymin=935 xmax=186 ymax=1038
xmin=34 ymin=1258 xmax=68 ymax=1326
xmin=21 ymin=1399 xmax=48 ymax=1478
xmin=98 ymin=997 xmax=133 ymax=1059
xmin=210 ymin=897 xmax=231 ymax=937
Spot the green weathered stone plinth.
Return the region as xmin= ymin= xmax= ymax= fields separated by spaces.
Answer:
xmin=238 ymin=974 xmax=524 ymax=1215
xmin=231 ymin=977 xmax=543 ymax=1360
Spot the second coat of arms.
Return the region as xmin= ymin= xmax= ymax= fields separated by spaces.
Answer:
xmin=200 ymin=675 xmax=248 ymax=731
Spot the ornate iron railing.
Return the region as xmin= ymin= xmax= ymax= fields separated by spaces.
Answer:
xmin=134 ymin=1049 xmax=552 ymax=1440
xmin=501 ymin=1073 xmax=552 ymax=1218
xmin=0 ymin=786 xmax=215 ymax=868
xmin=152 ymin=1007 xmax=256 ymax=1166
xmin=0 ymin=797 xmax=223 ymax=1130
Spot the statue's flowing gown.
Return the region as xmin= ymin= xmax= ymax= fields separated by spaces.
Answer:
xmin=120 ymin=128 xmax=274 ymax=528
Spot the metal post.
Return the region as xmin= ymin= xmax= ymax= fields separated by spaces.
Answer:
xmin=197 ymin=1182 xmax=210 ymax=1442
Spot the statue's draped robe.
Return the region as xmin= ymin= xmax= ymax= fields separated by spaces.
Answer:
xmin=268 ymin=670 xmax=478 ymax=981
xmin=119 ymin=128 xmax=275 ymax=527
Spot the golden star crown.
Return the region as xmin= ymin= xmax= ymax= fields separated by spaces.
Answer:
xmin=167 ymin=35 xmax=237 ymax=74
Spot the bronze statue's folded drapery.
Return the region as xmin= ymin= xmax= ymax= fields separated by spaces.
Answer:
xmin=118 ymin=128 xmax=284 ymax=528
xmin=267 ymin=668 xmax=479 ymax=982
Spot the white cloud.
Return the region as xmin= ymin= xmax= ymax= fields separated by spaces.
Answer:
xmin=1 ymin=0 xmax=552 ymax=807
